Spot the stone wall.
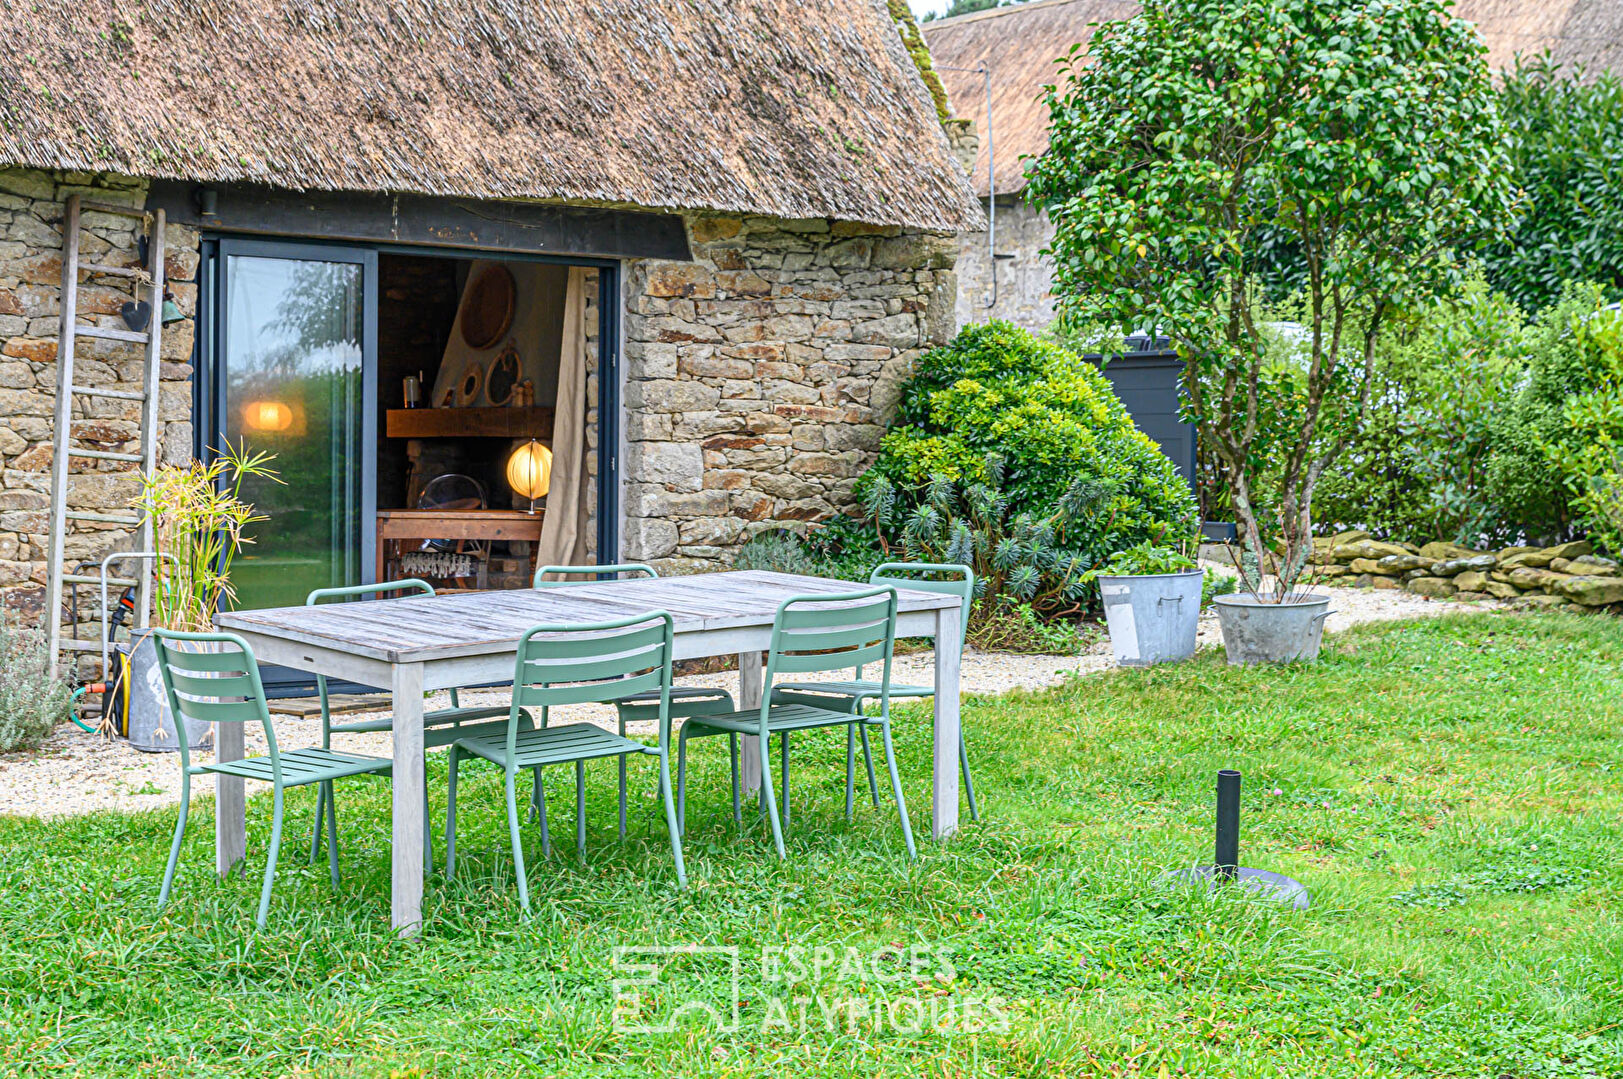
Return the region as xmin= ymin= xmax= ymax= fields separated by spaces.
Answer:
xmin=954 ymin=195 xmax=1055 ymax=332
xmin=0 ymin=167 xmax=197 ymax=616
xmin=0 ymin=163 xmax=955 ymax=607
xmin=1311 ymin=532 xmax=1623 ymax=610
xmin=620 ymin=215 xmax=958 ymax=572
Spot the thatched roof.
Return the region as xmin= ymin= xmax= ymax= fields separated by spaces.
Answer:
xmin=923 ymin=0 xmax=1136 ymax=198
xmin=0 ymin=0 xmax=982 ymax=231
xmin=1454 ymin=0 xmax=1623 ymax=75
xmin=925 ymin=0 xmax=1623 ymax=199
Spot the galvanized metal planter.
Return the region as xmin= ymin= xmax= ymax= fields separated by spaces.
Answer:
xmin=1212 ymin=592 xmax=1333 ymax=665
xmin=1098 ymin=568 xmax=1203 ymax=666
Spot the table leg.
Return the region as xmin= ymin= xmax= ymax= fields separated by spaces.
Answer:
xmin=738 ymin=650 xmax=762 ymax=795
xmin=392 ymin=662 xmax=426 ymax=937
xmin=215 ymin=721 xmax=246 ymax=876
xmin=932 ymin=603 xmax=962 ymax=841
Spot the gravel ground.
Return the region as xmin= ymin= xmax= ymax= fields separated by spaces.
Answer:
xmin=0 ymin=579 xmax=1493 ymax=820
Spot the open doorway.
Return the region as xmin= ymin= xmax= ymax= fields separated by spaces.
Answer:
xmin=200 ymin=240 xmax=608 ymax=614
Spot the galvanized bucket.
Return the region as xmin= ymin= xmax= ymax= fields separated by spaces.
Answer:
xmin=1098 ymin=569 xmax=1204 ymax=666
xmin=124 ymin=628 xmax=216 ymax=753
xmin=1212 ymin=592 xmax=1334 ymax=665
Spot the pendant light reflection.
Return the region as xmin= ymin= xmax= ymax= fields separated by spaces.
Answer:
xmin=506 ymin=439 xmax=552 ymax=514
xmin=243 ymin=399 xmax=294 ymax=433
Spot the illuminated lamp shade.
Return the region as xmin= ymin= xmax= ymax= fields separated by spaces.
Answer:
xmin=506 ymin=439 xmax=553 ymax=513
xmin=243 ymin=399 xmax=293 ymax=433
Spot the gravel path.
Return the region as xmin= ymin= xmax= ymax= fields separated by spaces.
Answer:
xmin=0 ymin=580 xmax=1492 ymax=820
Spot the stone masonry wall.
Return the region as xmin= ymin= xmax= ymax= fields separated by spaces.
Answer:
xmin=1311 ymin=531 xmax=1623 ymax=610
xmin=954 ymin=195 xmax=1057 ymax=332
xmin=0 ymin=167 xmax=198 ymax=617
xmin=620 ymin=215 xmax=958 ymax=572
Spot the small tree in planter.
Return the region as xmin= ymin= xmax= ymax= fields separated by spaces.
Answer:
xmin=1027 ymin=0 xmax=1515 ymax=607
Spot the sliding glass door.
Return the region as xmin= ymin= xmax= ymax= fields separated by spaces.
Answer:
xmin=214 ymin=241 xmax=376 ymax=611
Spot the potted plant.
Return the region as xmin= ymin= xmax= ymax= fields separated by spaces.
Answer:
xmin=1090 ymin=542 xmax=1203 ymax=666
xmin=116 ymin=444 xmax=278 ymax=751
xmin=1026 ymin=0 xmax=1516 ymax=663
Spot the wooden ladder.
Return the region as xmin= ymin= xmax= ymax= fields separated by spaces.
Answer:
xmin=44 ymin=195 xmax=166 ymax=676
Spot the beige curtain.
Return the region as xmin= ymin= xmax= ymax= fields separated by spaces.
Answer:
xmin=534 ymin=267 xmax=591 ymax=572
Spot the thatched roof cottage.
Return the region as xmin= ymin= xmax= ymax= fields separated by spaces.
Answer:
xmin=0 ymin=0 xmax=981 ymax=666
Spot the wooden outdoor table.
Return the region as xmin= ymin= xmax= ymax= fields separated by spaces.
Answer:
xmin=213 ymin=570 xmax=964 ymax=936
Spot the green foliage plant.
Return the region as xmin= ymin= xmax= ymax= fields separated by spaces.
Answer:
xmin=864 ymin=321 xmax=1198 ymax=550
xmin=731 ymin=530 xmax=816 ymax=576
xmin=1310 ymin=273 xmax=1527 ymax=544
xmin=132 ymin=443 xmax=280 ymax=632
xmin=1485 ymin=283 xmax=1618 ymax=543
xmin=1026 ymin=0 xmax=1516 ymax=597
xmin=0 ymin=603 xmax=71 ymax=753
xmin=1482 ymin=57 xmax=1623 ymax=312
xmin=1541 ymin=308 xmax=1623 ymax=553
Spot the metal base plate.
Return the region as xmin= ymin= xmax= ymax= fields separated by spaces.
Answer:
xmin=1164 ymin=865 xmax=1311 ymax=909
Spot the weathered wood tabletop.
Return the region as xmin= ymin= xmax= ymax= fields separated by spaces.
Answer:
xmin=215 ymin=570 xmax=965 ymax=935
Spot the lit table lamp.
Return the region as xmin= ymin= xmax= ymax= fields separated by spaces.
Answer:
xmin=507 ymin=439 xmax=552 ymax=513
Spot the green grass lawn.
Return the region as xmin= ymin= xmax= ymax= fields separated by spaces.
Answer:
xmin=2 ymin=613 xmax=1621 ymax=1077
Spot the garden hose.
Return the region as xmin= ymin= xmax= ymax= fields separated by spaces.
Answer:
xmin=68 ymin=684 xmax=104 ymax=733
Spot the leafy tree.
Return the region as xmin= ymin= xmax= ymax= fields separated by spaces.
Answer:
xmin=1481 ymin=57 xmax=1623 ymax=312
xmin=1026 ymin=0 xmax=1515 ymax=595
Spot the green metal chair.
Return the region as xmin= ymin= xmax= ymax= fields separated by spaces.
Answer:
xmin=676 ymin=586 xmax=914 ymax=859
xmin=771 ymin=563 xmax=979 ymax=822
xmin=444 ymin=611 xmax=688 ymax=908
xmin=303 ymin=579 xmax=537 ymax=871
xmin=534 ymin=563 xmax=736 ymax=842
xmin=152 ymin=629 xmax=392 ymax=929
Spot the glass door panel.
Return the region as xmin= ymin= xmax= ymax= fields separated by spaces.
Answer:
xmin=219 ymin=247 xmax=373 ymax=610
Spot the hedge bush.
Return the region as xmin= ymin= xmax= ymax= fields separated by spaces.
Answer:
xmin=1480 ymin=58 xmax=1623 ymax=312
xmin=859 ymin=322 xmax=1199 ymax=610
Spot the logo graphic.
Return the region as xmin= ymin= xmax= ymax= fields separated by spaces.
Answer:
xmin=611 ymin=945 xmax=742 ymax=1034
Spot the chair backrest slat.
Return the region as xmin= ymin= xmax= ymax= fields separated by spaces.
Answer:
xmin=152 ymin=629 xmax=278 ymax=776
xmin=520 ymin=621 xmax=668 ymax=660
xmin=870 ymin=562 xmax=973 ymax=651
xmin=534 ymin=562 xmax=657 ymax=588
xmin=510 ymin=612 xmax=675 ymax=714
xmin=519 ymin=640 xmax=667 ymax=686
xmin=306 ymin=579 xmax=435 ymax=605
xmin=765 ymin=586 xmax=897 ymax=695
xmin=166 ymin=668 xmax=258 ymax=700
xmin=772 ymin=640 xmax=889 ymax=674
xmin=777 ymin=620 xmax=889 ymax=653
xmin=516 ymin=667 xmax=665 ymax=709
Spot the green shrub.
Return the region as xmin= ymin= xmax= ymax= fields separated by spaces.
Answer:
xmin=800 ymin=515 xmax=885 ymax=582
xmin=1541 ymin=309 xmax=1623 ymax=553
xmin=863 ymin=321 xmax=1199 ymax=567
xmin=731 ymin=530 xmax=815 ymax=576
xmin=1482 ymin=58 xmax=1623 ymax=312
xmin=0 ymin=608 xmax=71 ymax=754
xmin=1484 ymin=284 xmax=1618 ymax=543
xmin=967 ymin=601 xmax=1094 ymax=655
xmin=1312 ymin=274 xmax=1528 ymax=544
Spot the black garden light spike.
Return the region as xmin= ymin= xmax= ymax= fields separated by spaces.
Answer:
xmin=1164 ymin=769 xmax=1311 ymax=909
xmin=1215 ymin=769 xmax=1241 ymax=881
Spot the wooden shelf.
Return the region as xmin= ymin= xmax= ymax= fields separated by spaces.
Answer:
xmin=385 ymin=406 xmax=555 ymax=440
